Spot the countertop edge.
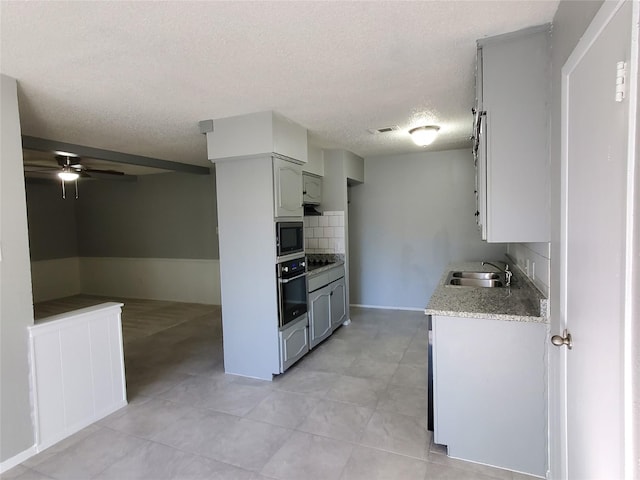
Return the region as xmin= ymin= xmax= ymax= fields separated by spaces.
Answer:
xmin=307 ymin=260 xmax=345 ymax=276
xmin=424 ymin=307 xmax=547 ymax=324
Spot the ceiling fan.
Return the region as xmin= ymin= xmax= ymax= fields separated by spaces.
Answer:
xmin=24 ymin=155 xmax=126 ymax=198
xmin=54 ymin=155 xmax=126 ymax=180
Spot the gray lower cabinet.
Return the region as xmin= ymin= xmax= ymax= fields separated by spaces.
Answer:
xmin=330 ymin=278 xmax=346 ymax=330
xmin=308 ymin=285 xmax=332 ymax=348
xmin=432 ymin=315 xmax=546 ymax=476
xmin=279 ymin=315 xmax=309 ymax=372
xmin=308 ymin=266 xmax=347 ymax=347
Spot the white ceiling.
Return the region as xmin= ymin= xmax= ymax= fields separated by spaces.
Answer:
xmin=1 ymin=1 xmax=559 ymax=168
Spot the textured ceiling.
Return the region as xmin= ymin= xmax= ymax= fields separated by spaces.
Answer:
xmin=1 ymin=1 xmax=559 ymax=168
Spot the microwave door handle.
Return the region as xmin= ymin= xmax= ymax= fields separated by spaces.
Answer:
xmin=279 ymin=273 xmax=307 ymax=284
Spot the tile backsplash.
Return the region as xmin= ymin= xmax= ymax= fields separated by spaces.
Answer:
xmin=304 ymin=211 xmax=345 ymax=254
xmin=507 ymin=242 xmax=550 ymax=297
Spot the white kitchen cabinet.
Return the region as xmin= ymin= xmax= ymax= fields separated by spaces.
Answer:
xmin=302 ymin=173 xmax=322 ymax=205
xmin=273 ymin=157 xmax=303 ymax=218
xmin=279 ymin=315 xmax=309 ymax=372
xmin=329 ymin=278 xmax=346 ymax=331
xmin=475 ymin=25 xmax=550 ymax=242
xmin=432 ymin=315 xmax=547 ymax=477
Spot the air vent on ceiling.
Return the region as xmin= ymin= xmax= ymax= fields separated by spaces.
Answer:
xmin=367 ymin=125 xmax=400 ymax=135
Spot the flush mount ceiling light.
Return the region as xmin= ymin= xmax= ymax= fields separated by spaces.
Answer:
xmin=57 ymin=166 xmax=79 ymax=181
xmin=409 ymin=125 xmax=440 ymax=146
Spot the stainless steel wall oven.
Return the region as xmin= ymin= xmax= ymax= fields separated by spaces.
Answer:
xmin=276 ymin=257 xmax=308 ymax=328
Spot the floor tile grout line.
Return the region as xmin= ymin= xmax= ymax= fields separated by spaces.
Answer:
xmin=92 ymin=421 xmax=270 ymax=479
xmin=25 ymin=298 xmax=516 ymax=480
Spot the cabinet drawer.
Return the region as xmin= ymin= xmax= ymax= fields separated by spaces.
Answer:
xmin=308 ymin=264 xmax=345 ymax=292
xmin=279 ymin=315 xmax=309 ymax=372
xmin=328 ymin=266 xmax=345 ymax=283
xmin=308 ymin=272 xmax=330 ymax=292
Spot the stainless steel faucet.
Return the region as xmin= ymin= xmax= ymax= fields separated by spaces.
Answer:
xmin=482 ymin=261 xmax=512 ymax=287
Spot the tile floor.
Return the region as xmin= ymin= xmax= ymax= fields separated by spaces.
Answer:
xmin=4 ymin=297 xmax=537 ymax=480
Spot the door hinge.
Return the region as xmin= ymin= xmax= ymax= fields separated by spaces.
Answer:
xmin=616 ymin=61 xmax=627 ymax=102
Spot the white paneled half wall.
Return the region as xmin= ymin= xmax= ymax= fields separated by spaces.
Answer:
xmin=28 ymin=303 xmax=127 ymax=452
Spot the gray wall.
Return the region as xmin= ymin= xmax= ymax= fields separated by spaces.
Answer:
xmin=322 ymin=150 xmax=365 ymax=321
xmin=25 ymin=181 xmax=79 ymax=261
xmin=349 ymin=148 xmax=506 ymax=309
xmin=1 ymin=75 xmax=35 ymax=463
xmin=26 ymin=171 xmax=219 ymax=261
xmin=76 ymin=172 xmax=218 ymax=259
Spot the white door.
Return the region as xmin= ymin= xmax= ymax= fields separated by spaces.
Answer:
xmin=557 ymin=1 xmax=637 ymax=478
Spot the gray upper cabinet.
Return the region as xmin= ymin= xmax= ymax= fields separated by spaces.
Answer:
xmin=273 ymin=157 xmax=303 ymax=218
xmin=302 ymin=173 xmax=322 ymax=205
xmin=476 ymin=25 xmax=551 ymax=243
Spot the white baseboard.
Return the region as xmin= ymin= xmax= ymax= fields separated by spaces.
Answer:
xmin=0 ymin=445 xmax=37 ymax=474
xmin=0 ymin=402 xmax=128 ymax=474
xmin=350 ymin=303 xmax=425 ymax=312
xmin=35 ymin=400 xmax=128 ymax=453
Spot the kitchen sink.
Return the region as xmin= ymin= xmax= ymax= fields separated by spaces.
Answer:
xmin=446 ymin=271 xmax=504 ymax=288
xmin=450 ymin=271 xmax=500 ymax=280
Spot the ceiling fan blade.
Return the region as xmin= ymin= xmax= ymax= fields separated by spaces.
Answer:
xmin=24 ymin=163 xmax=59 ymax=171
xmin=83 ymin=167 xmax=125 ymax=176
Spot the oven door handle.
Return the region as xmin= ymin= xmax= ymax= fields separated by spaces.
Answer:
xmin=279 ymin=272 xmax=307 ymax=284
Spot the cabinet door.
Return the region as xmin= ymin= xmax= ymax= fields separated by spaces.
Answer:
xmin=279 ymin=316 xmax=309 ymax=372
xmin=274 ymin=157 xmax=303 ymax=218
xmin=479 ymin=28 xmax=550 ymax=242
xmin=302 ymin=174 xmax=322 ymax=205
xmin=476 ymin=114 xmax=487 ymax=241
xmin=308 ymin=286 xmax=331 ymax=348
xmin=432 ymin=315 xmax=546 ymax=475
xmin=329 ymin=278 xmax=346 ymax=330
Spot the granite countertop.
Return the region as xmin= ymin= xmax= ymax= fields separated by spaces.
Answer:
xmin=307 ymin=260 xmax=345 ymax=276
xmin=424 ymin=261 xmax=548 ymax=323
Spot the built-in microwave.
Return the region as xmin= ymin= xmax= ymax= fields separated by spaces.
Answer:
xmin=276 ymin=221 xmax=304 ymax=259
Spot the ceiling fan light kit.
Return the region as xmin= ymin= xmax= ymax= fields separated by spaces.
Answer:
xmin=57 ymin=166 xmax=79 ymax=181
xmin=409 ymin=125 xmax=440 ymax=146
xmin=24 ymin=153 xmax=131 ymax=198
